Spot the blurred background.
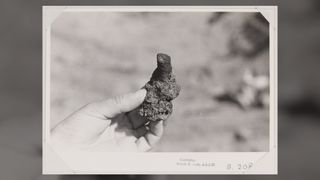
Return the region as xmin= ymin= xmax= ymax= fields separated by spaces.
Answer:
xmin=1 ymin=0 xmax=320 ymax=179
xmin=50 ymin=11 xmax=269 ymax=152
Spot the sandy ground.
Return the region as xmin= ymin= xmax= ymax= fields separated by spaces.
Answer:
xmin=50 ymin=12 xmax=269 ymax=152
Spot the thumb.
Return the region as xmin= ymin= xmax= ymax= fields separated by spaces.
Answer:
xmin=91 ymin=89 xmax=147 ymax=118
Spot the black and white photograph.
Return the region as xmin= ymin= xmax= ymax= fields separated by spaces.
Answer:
xmin=7 ymin=0 xmax=320 ymax=179
xmin=43 ymin=6 xmax=277 ymax=174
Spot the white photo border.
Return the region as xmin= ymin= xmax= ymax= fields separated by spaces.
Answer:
xmin=43 ymin=6 xmax=278 ymax=174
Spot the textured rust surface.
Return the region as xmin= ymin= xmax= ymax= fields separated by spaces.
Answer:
xmin=138 ymin=53 xmax=181 ymax=121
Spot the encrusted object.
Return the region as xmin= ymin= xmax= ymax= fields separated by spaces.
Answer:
xmin=138 ymin=53 xmax=181 ymax=121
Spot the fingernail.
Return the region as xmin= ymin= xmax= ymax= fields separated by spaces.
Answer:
xmin=136 ymin=89 xmax=147 ymax=101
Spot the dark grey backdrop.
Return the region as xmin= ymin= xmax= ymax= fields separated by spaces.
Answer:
xmin=1 ymin=0 xmax=320 ymax=179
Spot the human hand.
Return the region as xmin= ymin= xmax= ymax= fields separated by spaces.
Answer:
xmin=51 ymin=89 xmax=166 ymax=152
